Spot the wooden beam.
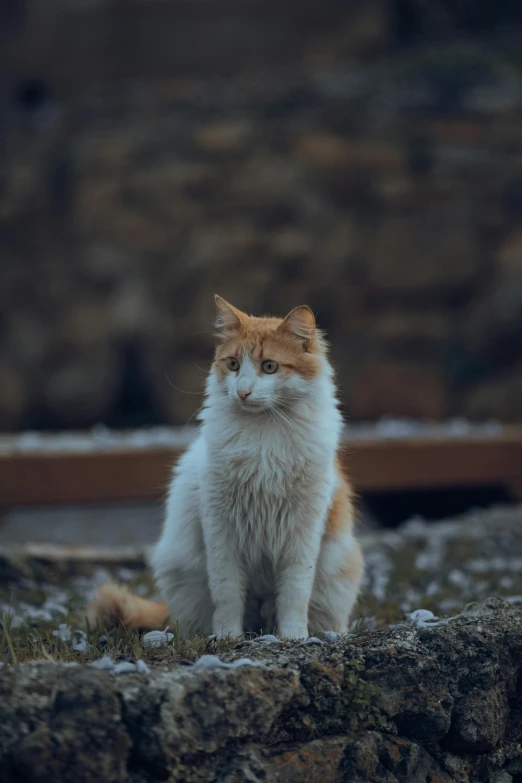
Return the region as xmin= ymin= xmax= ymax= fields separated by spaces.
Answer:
xmin=1 ymin=427 xmax=522 ymax=507
xmin=0 ymin=448 xmax=177 ymax=507
xmin=344 ymin=434 xmax=522 ymax=494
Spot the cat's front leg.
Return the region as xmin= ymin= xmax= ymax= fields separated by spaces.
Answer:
xmin=205 ymin=528 xmax=246 ymax=637
xmin=276 ymin=529 xmax=322 ymax=639
xmin=211 ymin=576 xmax=245 ymax=638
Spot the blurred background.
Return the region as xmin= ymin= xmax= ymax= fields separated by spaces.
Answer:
xmin=2 ymin=0 xmax=522 ymax=435
xmin=1 ymin=3 xmax=522 ymax=653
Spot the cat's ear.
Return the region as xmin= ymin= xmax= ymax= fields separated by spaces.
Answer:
xmin=278 ymin=305 xmax=316 ymax=349
xmin=214 ymin=295 xmax=248 ymax=331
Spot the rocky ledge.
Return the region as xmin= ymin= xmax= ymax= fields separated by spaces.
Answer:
xmin=1 ymin=597 xmax=521 ymax=783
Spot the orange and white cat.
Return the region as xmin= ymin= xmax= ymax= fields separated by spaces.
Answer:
xmin=87 ymin=297 xmax=363 ymax=638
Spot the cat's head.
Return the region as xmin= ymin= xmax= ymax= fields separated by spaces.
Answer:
xmin=211 ymin=296 xmax=328 ymax=414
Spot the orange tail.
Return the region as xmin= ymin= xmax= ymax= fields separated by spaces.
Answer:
xmin=85 ymin=583 xmax=170 ymax=631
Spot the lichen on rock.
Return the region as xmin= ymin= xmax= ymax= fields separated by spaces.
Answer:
xmin=0 ymin=598 xmax=521 ymax=782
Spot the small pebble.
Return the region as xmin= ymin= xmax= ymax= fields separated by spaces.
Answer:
xmin=91 ymin=655 xmax=115 ymax=671
xmin=72 ymin=638 xmax=90 ymax=653
xmin=90 ymin=655 xmax=150 ymax=674
xmin=113 ymin=661 xmax=138 ymax=674
xmin=98 ymin=635 xmax=109 ymax=647
xmin=406 ymin=609 xmax=440 ymax=628
xmin=52 ymin=624 xmax=72 ymax=642
xmin=254 ymin=634 xmax=280 ymax=644
xmin=303 ymin=636 xmax=324 ymax=645
xmin=322 ymin=631 xmax=342 ymax=643
xmin=191 ymin=655 xmax=264 ymax=671
xmin=143 ymin=628 xmax=174 ymax=648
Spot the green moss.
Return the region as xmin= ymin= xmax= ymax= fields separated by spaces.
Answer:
xmin=167 ymin=761 xmax=211 ymax=783
xmin=340 ymin=660 xmax=387 ymax=732
xmin=276 ymin=658 xmax=387 ymax=742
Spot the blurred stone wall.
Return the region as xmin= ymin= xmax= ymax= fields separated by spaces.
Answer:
xmin=1 ymin=0 xmax=522 ymax=429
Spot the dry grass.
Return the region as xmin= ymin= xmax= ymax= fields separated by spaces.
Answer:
xmin=3 ymin=507 xmax=522 ymax=667
xmin=0 ymin=614 xmax=241 ymax=667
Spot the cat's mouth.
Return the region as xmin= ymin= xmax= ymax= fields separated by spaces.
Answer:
xmin=237 ymin=398 xmax=267 ymax=413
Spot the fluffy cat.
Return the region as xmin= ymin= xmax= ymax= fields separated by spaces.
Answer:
xmin=87 ymin=297 xmax=364 ymax=638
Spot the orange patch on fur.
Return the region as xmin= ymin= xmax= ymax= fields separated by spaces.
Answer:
xmin=213 ymin=300 xmax=327 ymax=381
xmin=338 ymin=538 xmax=364 ymax=584
xmin=325 ymin=460 xmax=355 ymax=538
xmin=85 ymin=583 xmax=169 ymax=631
xmin=325 ymin=463 xmax=363 ymax=585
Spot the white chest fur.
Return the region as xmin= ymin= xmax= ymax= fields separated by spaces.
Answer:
xmin=200 ymin=382 xmax=341 ymax=568
xmin=152 ymin=348 xmax=359 ymax=638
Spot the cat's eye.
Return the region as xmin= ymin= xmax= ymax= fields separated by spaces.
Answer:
xmin=227 ymin=357 xmax=240 ymax=371
xmin=261 ymin=360 xmax=278 ymax=374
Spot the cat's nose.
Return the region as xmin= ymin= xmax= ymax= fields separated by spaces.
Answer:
xmin=237 ymin=389 xmax=252 ymax=401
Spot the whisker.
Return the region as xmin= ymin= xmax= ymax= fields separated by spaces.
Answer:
xmin=274 ymin=399 xmax=301 ymax=414
xmin=183 ymin=405 xmax=203 ymax=430
xmin=193 ymin=363 xmax=210 ymax=374
xmin=165 ymin=370 xmax=204 ymax=396
xmin=267 ymin=401 xmax=296 ymax=433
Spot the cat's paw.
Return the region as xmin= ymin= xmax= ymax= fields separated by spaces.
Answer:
xmin=212 ymin=627 xmax=243 ymax=639
xmin=211 ymin=614 xmax=243 ymax=639
xmin=279 ymin=624 xmax=309 ymax=640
